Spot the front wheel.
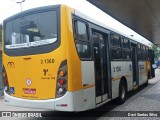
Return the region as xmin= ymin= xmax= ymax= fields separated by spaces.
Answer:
xmin=117 ymin=80 xmax=126 ymax=104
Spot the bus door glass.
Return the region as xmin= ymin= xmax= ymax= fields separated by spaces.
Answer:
xmin=149 ymin=49 xmax=155 ymax=78
xmin=131 ymin=43 xmax=139 ymax=86
xmin=92 ymin=30 xmax=108 ymax=104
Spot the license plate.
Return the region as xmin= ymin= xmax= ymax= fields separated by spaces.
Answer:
xmin=23 ymin=88 xmax=36 ymax=94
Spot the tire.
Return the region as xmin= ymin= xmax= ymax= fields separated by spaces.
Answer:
xmin=117 ymin=80 xmax=126 ymax=104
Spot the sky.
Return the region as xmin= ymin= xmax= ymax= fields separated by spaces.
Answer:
xmin=0 ymin=0 xmax=152 ymax=46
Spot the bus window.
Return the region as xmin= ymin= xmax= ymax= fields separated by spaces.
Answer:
xmin=11 ymin=33 xmax=29 ymax=44
xmin=74 ymin=20 xmax=88 ymax=41
xmin=110 ymin=33 xmax=121 ymax=47
xmin=5 ymin=10 xmax=58 ymax=49
xmin=110 ymin=33 xmax=122 ymax=60
xmin=138 ymin=44 xmax=141 ymax=51
xmin=141 ymin=45 xmax=146 ymax=60
xmin=142 ymin=45 xmax=145 ymax=52
xmin=123 ymin=50 xmax=131 ymax=60
xmin=122 ymin=38 xmax=130 ymax=49
xmin=142 ymin=53 xmax=146 ymax=61
xmin=138 ymin=52 xmax=142 ymax=61
xmin=76 ymin=43 xmax=90 ymax=58
xmin=145 ymin=47 xmax=149 ymax=59
xmin=74 ymin=20 xmax=90 ymax=59
xmin=111 ymin=48 xmax=122 ymax=60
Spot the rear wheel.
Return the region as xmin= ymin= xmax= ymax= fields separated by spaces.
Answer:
xmin=117 ymin=80 xmax=126 ymax=104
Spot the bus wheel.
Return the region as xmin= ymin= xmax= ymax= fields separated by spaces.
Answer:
xmin=117 ymin=80 xmax=126 ymax=104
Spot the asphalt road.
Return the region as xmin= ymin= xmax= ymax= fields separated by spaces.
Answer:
xmin=0 ymin=69 xmax=160 ymax=120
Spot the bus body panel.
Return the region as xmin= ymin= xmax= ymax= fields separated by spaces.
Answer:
xmin=80 ymin=61 xmax=96 ymax=111
xmin=138 ymin=61 xmax=147 ymax=85
xmin=3 ymin=51 xmax=62 ymax=99
xmin=65 ymin=6 xmax=83 ymax=92
xmin=4 ymin=90 xmax=74 ymax=111
xmin=122 ymin=61 xmax=133 ymax=91
xmin=111 ymin=61 xmax=133 ymax=99
xmin=3 ymin=5 xmax=71 ymax=100
xmin=81 ymin=61 xmax=95 ymax=87
xmin=72 ymin=86 xmax=95 ymax=111
xmin=66 ymin=9 xmax=96 ymax=111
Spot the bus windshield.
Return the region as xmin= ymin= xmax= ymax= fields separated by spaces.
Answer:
xmin=5 ymin=10 xmax=57 ymax=49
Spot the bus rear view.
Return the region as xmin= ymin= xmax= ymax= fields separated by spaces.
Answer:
xmin=3 ymin=4 xmax=154 ymax=112
xmin=2 ymin=5 xmax=74 ymax=111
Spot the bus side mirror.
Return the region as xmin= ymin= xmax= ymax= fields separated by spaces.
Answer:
xmin=152 ymin=64 xmax=157 ymax=69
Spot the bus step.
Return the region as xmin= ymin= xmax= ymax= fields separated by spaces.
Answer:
xmin=133 ymin=85 xmax=138 ymax=90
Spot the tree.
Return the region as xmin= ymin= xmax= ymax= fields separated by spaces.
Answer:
xmin=0 ymin=24 xmax=2 ymax=43
xmin=151 ymin=44 xmax=160 ymax=61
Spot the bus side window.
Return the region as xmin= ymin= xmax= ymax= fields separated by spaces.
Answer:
xmin=111 ymin=47 xmax=122 ymax=60
xmin=74 ymin=20 xmax=88 ymax=41
xmin=141 ymin=45 xmax=147 ymax=61
xmin=137 ymin=44 xmax=142 ymax=61
xmin=146 ymin=47 xmax=149 ymax=60
xmin=76 ymin=43 xmax=90 ymax=58
xmin=110 ymin=33 xmax=121 ymax=47
xmin=122 ymin=38 xmax=130 ymax=49
xmin=123 ymin=50 xmax=131 ymax=60
xmin=138 ymin=52 xmax=142 ymax=61
xmin=110 ymin=33 xmax=122 ymax=60
xmin=74 ymin=20 xmax=91 ymax=59
xmin=122 ymin=37 xmax=131 ymax=60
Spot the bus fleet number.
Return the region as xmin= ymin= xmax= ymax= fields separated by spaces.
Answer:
xmin=113 ymin=66 xmax=121 ymax=72
xmin=41 ymin=59 xmax=55 ymax=64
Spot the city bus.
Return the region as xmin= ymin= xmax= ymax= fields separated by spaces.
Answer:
xmin=2 ymin=4 xmax=155 ymax=111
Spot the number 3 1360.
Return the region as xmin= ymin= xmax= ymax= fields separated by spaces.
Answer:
xmin=41 ymin=59 xmax=55 ymax=64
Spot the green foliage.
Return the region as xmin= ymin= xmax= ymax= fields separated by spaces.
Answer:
xmin=151 ymin=44 xmax=160 ymax=60
xmin=0 ymin=29 xmax=2 ymax=43
xmin=0 ymin=24 xmax=2 ymax=43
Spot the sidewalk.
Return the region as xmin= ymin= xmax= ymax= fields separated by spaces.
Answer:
xmin=0 ymin=90 xmax=3 ymax=100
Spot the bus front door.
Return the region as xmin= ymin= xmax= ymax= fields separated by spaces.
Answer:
xmin=92 ymin=30 xmax=110 ymax=104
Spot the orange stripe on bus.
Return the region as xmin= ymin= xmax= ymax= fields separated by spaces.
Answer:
xmin=112 ymin=78 xmax=120 ymax=81
xmin=125 ymin=75 xmax=132 ymax=78
xmin=83 ymin=84 xmax=95 ymax=89
xmin=112 ymin=75 xmax=133 ymax=81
